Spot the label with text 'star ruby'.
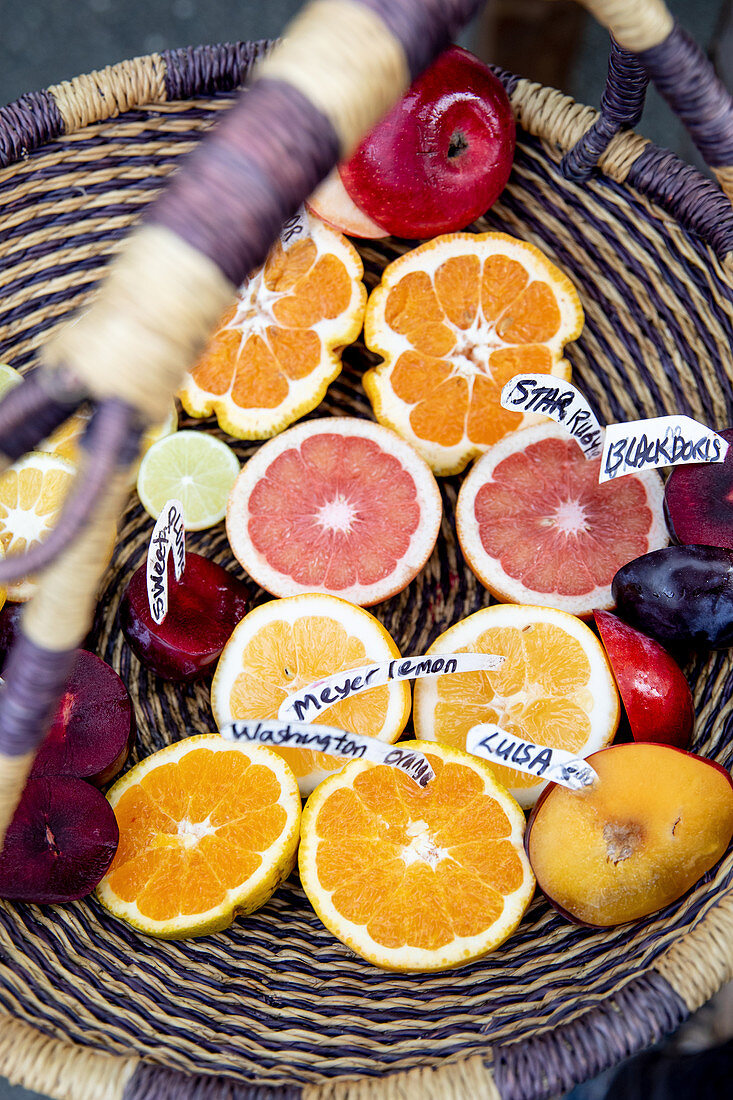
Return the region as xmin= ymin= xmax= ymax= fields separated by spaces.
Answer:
xmin=466 ymin=724 xmax=598 ymax=790
xmin=500 ymin=374 xmax=604 ymax=458
xmin=146 ymin=499 xmax=186 ymax=625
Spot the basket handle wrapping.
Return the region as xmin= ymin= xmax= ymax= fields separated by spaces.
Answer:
xmin=577 ymin=0 xmax=733 ymax=202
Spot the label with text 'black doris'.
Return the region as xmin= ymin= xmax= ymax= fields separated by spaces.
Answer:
xmin=146 ymin=499 xmax=186 ymax=625
xmin=277 ymin=652 xmax=504 ymax=724
xmin=466 ymin=724 xmax=598 ymax=790
xmin=600 ymin=415 xmax=729 ymax=482
xmin=221 ymin=720 xmax=435 ymax=788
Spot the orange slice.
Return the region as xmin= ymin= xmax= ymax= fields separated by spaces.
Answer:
xmin=211 ymin=593 xmax=411 ymax=796
xmin=413 ymin=604 xmax=619 ymax=808
xmin=97 ymin=734 xmax=301 ymax=939
xmin=299 ymin=740 xmax=534 ymax=970
xmin=363 ymin=231 xmax=584 ymax=475
xmin=180 ymin=210 xmax=367 ymax=439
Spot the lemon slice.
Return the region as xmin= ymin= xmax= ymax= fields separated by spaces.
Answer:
xmin=137 ymin=430 xmax=240 ymax=530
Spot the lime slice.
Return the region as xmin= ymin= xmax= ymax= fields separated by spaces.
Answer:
xmin=0 ymin=363 xmax=23 ymax=400
xmin=136 ymin=430 xmax=240 ymax=530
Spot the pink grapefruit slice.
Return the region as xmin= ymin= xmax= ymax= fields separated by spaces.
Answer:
xmin=456 ymin=422 xmax=668 ymax=617
xmin=226 ymin=417 xmax=442 ymax=606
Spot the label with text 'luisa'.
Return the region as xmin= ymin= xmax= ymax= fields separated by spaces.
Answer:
xmin=221 ymin=719 xmax=435 ymax=788
xmin=466 ymin=724 xmax=598 ymax=790
xmin=146 ymin=499 xmax=186 ymax=625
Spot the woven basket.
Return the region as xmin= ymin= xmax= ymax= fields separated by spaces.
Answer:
xmin=0 ymin=2 xmax=732 ymax=1099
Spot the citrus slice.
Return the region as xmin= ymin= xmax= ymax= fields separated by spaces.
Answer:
xmin=299 ymin=740 xmax=534 ymax=971
xmin=97 ymin=734 xmax=301 ymax=939
xmin=363 ymin=231 xmax=584 ymax=475
xmin=0 ymin=451 xmax=76 ymax=602
xmin=226 ymin=417 xmax=442 ymax=606
xmin=456 ymin=422 xmax=668 ymax=617
xmin=413 ymin=604 xmax=619 ymax=808
xmin=179 ymin=209 xmax=367 ymax=439
xmin=40 ymin=402 xmax=178 ymax=467
xmin=211 ymin=593 xmax=411 ymax=796
xmin=0 ymin=544 xmax=6 ymax=613
xmin=0 ymin=363 xmax=23 ymax=399
xmin=137 ymin=430 xmax=240 ymax=530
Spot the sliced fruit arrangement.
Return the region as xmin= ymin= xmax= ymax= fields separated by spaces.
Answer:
xmin=120 ymin=552 xmax=252 ymax=682
xmin=299 ymin=741 xmax=534 ymax=971
xmin=137 ymin=430 xmax=240 ymax=531
xmin=211 ymin=593 xmax=411 ymax=795
xmin=526 ymin=743 xmax=733 ymax=926
xmin=97 ymin=735 xmax=301 ymax=938
xmin=457 ymin=423 xmax=668 ymax=617
xmin=413 ymin=603 xmax=619 ymax=808
xmin=664 ymin=426 xmax=733 ymax=548
xmin=179 ymin=210 xmax=367 ymax=440
xmin=0 ymin=450 xmax=76 ymax=601
xmin=226 ymin=417 xmax=441 ymax=606
xmin=363 ymin=231 xmax=584 ymax=475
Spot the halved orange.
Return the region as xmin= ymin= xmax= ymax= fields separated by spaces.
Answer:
xmin=413 ymin=604 xmax=619 ymax=808
xmin=180 ymin=211 xmax=367 ymax=439
xmin=299 ymin=740 xmax=534 ymax=971
xmin=211 ymin=593 xmax=411 ymax=796
xmin=364 ymin=232 xmax=584 ymax=475
xmin=97 ymin=734 xmax=301 ymax=939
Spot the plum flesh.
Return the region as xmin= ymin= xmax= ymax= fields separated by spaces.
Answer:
xmin=0 ymin=776 xmax=118 ymax=903
xmin=612 ymin=544 xmax=733 ymax=650
xmin=664 ymin=427 xmax=733 ymax=548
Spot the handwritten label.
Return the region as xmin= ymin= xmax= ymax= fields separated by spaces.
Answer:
xmin=466 ymin=724 xmax=598 ymax=790
xmin=500 ymin=375 xmax=604 ymax=458
xmin=600 ymin=415 xmax=729 ymax=482
xmin=280 ymin=207 xmax=309 ymax=248
xmin=221 ymin=719 xmax=435 ymax=788
xmin=277 ymin=653 xmax=504 ymax=724
xmin=146 ymin=499 xmax=186 ymax=625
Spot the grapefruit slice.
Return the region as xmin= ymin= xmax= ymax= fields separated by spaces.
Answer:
xmin=456 ymin=422 xmax=668 ymax=617
xmin=363 ymin=232 xmax=583 ymax=475
xmin=226 ymin=417 xmax=442 ymax=606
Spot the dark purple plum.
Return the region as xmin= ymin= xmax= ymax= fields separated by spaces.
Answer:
xmin=0 ymin=776 xmax=118 ymax=903
xmin=664 ymin=428 xmax=733 ymax=548
xmin=120 ymin=552 xmax=251 ymax=681
xmin=0 ymin=601 xmax=23 ymax=674
xmin=612 ymin=544 xmax=733 ymax=650
xmin=30 ymin=650 xmax=135 ymax=787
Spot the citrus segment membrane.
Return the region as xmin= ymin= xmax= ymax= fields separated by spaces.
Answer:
xmin=226 ymin=417 xmax=442 ymax=606
xmin=97 ymin=735 xmax=301 ymax=939
xmin=299 ymin=741 xmax=534 ymax=971
xmin=180 ymin=209 xmax=367 ymax=440
xmin=413 ymin=604 xmax=619 ymax=808
xmin=211 ymin=594 xmax=411 ymax=795
xmin=363 ymin=232 xmax=584 ymax=475
xmin=456 ymin=422 xmax=668 ymax=617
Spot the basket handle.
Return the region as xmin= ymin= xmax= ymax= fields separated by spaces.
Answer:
xmin=575 ymin=0 xmax=733 ymax=202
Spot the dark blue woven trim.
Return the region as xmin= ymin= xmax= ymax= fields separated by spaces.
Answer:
xmin=124 ymin=1063 xmax=301 ymax=1100
xmin=0 ymin=91 xmax=64 ymax=168
xmin=162 ymin=41 xmax=271 ymax=101
xmin=638 ymin=23 xmax=733 ymax=168
xmin=355 ymin=0 xmax=483 ymax=79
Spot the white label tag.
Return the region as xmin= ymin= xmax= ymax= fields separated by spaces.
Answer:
xmin=146 ymin=499 xmax=186 ymax=625
xmin=600 ymin=415 xmax=729 ymax=482
xmin=279 ymin=206 xmax=309 ymax=249
xmin=277 ymin=652 xmax=504 ymax=724
xmin=500 ymin=374 xmax=604 ymax=458
xmin=221 ymin=719 xmax=435 ymax=788
xmin=466 ymin=724 xmax=598 ymax=790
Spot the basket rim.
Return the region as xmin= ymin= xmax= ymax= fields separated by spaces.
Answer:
xmin=0 ymin=36 xmax=732 ymax=1100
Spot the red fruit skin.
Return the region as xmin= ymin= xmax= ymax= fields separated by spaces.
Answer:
xmin=0 ymin=776 xmax=119 ymax=903
xmin=340 ymin=46 xmax=515 ymax=238
xmin=664 ymin=427 xmax=733 ymax=549
xmin=593 ymin=609 xmax=694 ymax=749
xmin=120 ymin=552 xmax=251 ymax=681
xmin=30 ymin=650 xmax=136 ymax=787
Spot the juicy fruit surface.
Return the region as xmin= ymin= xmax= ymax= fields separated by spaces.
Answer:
xmin=0 ymin=451 xmax=76 ymax=601
xmin=299 ymin=741 xmax=534 ymax=971
xmin=97 ymin=735 xmax=301 ymax=938
xmin=340 ymin=47 xmax=515 ymax=239
xmin=180 ymin=211 xmax=367 ymax=439
xmin=211 ymin=594 xmax=411 ymax=795
xmin=0 ymin=776 xmax=119 ymax=903
xmin=226 ymin=417 xmax=442 ymax=606
xmin=413 ymin=604 xmax=619 ymax=807
xmin=120 ymin=552 xmax=251 ymax=681
xmin=363 ymin=232 xmax=583 ymax=474
xmin=136 ymin=431 xmax=240 ymax=531
xmin=457 ymin=423 xmax=669 ymax=616
xmin=612 ymin=544 xmax=733 ymax=650
xmin=664 ymin=427 xmax=733 ymax=549
xmin=526 ymin=743 xmax=733 ymax=926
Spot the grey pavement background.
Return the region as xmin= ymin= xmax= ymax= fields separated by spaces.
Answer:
xmin=0 ymin=1 xmax=730 ymax=1098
